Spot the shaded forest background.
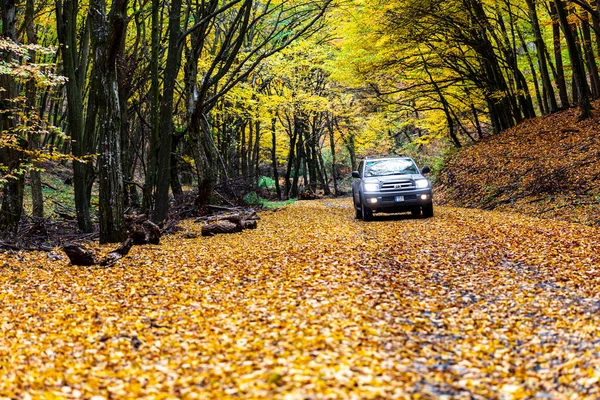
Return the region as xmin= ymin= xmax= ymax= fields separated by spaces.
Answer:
xmin=1 ymin=0 xmax=599 ymax=242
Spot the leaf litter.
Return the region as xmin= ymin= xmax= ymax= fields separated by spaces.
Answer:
xmin=1 ymin=199 xmax=600 ymax=398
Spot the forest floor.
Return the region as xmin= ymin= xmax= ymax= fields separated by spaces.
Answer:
xmin=2 ymin=198 xmax=600 ymax=398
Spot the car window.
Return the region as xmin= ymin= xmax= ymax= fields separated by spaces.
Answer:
xmin=364 ymin=159 xmax=418 ymax=177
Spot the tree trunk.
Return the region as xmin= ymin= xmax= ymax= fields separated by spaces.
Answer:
xmin=549 ymin=1 xmax=571 ymax=109
xmin=526 ymin=0 xmax=558 ymax=113
xmin=554 ymin=0 xmax=592 ymax=119
xmin=271 ymin=117 xmax=282 ymax=200
xmin=151 ymin=0 xmax=183 ymax=224
xmin=0 ymin=0 xmax=24 ymax=232
xmin=89 ymin=0 xmax=128 ymax=243
xmin=284 ymin=120 xmax=297 ymax=198
xmin=56 ymin=0 xmax=94 ymax=233
xmin=581 ymin=11 xmax=600 ymax=99
xmin=26 ymin=0 xmax=43 ymax=219
xmin=142 ymin=0 xmax=161 ymax=214
xmin=253 ymin=120 xmax=261 ymax=187
xmin=192 ymin=114 xmax=216 ymax=210
xmin=327 ymin=115 xmax=339 ymax=196
xmin=517 ymin=26 xmax=545 ymax=114
xmin=170 ymin=132 xmax=184 ymax=199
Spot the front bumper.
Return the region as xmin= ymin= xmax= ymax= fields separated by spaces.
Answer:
xmin=363 ymin=189 xmax=432 ymax=212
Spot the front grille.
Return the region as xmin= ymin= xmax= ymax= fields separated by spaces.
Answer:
xmin=380 ymin=180 xmax=414 ymax=191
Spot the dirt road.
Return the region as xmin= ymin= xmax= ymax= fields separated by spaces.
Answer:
xmin=1 ymin=199 xmax=600 ymax=398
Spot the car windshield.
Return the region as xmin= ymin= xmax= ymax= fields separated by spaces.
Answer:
xmin=364 ymin=159 xmax=418 ymax=177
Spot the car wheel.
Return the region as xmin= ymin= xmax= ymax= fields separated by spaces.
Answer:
xmin=353 ymin=190 xmax=363 ymax=219
xmin=423 ymin=203 xmax=434 ymax=218
xmin=361 ymin=201 xmax=373 ymax=221
xmin=354 ymin=200 xmax=363 ymax=219
xmin=411 ymin=208 xmax=421 ymax=218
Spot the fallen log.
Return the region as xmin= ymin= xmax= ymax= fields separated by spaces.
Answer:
xmin=63 ymin=244 xmax=97 ymax=266
xmin=197 ymin=207 xmax=260 ymax=236
xmin=99 ymin=238 xmax=134 ymax=266
xmin=63 ymin=238 xmax=135 ymax=267
xmin=201 ymin=221 xmax=241 ymax=236
xmin=63 ymin=214 xmax=161 ymax=266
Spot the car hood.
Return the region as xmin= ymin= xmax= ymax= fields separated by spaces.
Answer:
xmin=362 ymin=174 xmax=424 ymax=184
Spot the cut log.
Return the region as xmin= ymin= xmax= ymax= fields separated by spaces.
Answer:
xmin=201 ymin=221 xmax=242 ymax=236
xmin=63 ymin=244 xmax=97 ymax=266
xmin=240 ymin=219 xmax=257 ymax=229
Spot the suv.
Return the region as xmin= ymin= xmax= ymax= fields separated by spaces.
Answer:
xmin=352 ymin=155 xmax=433 ymax=221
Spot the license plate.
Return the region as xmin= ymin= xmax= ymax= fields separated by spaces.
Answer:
xmin=395 ymin=196 xmax=404 ymax=202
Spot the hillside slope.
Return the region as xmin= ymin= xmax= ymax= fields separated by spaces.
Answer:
xmin=436 ymin=104 xmax=600 ymax=226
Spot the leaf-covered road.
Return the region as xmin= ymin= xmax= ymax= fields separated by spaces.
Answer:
xmin=2 ymin=199 xmax=600 ymax=398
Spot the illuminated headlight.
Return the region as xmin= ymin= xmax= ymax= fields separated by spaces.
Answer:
xmin=364 ymin=183 xmax=379 ymax=192
xmin=368 ymin=198 xmax=378 ymax=204
xmin=415 ymin=179 xmax=429 ymax=189
xmin=421 ymin=194 xmax=429 ymax=200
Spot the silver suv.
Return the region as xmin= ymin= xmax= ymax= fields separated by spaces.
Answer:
xmin=352 ymin=155 xmax=433 ymax=221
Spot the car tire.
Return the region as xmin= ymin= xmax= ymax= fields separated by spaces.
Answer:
xmin=361 ymin=200 xmax=373 ymax=221
xmin=354 ymin=201 xmax=363 ymax=219
xmin=353 ymin=190 xmax=363 ymax=219
xmin=423 ymin=203 xmax=434 ymax=218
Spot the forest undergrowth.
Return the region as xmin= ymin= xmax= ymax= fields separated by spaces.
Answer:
xmin=1 ymin=199 xmax=600 ymax=398
xmin=436 ymin=101 xmax=600 ymax=226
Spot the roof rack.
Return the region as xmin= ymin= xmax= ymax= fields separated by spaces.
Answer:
xmin=364 ymin=154 xmax=408 ymax=160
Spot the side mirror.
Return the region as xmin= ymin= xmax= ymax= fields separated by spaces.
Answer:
xmin=421 ymin=166 xmax=431 ymax=174
xmin=352 ymin=171 xmax=360 ymax=178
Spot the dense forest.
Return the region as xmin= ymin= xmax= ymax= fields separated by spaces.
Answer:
xmin=1 ymin=0 xmax=599 ymax=242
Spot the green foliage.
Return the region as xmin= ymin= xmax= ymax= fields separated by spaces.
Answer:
xmin=258 ymin=176 xmax=276 ymax=190
xmin=243 ymin=191 xmax=296 ymax=208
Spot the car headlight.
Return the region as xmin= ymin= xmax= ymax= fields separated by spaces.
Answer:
xmin=415 ymin=179 xmax=429 ymax=189
xmin=363 ymin=183 xmax=379 ymax=192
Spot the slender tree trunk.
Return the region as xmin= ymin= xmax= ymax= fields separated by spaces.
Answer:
xmin=284 ymin=121 xmax=297 ymax=199
xmin=170 ymin=132 xmax=184 ymax=199
xmin=594 ymin=0 xmax=600 ymax=52
xmin=271 ymin=117 xmax=281 ymax=199
xmin=143 ymin=0 xmax=160 ymax=214
xmin=241 ymin=122 xmax=248 ymax=179
xmin=549 ymin=1 xmax=571 ymax=109
xmin=518 ymin=26 xmax=545 ymax=114
xmin=192 ymin=114 xmax=216 ymax=210
xmin=422 ymin=52 xmax=462 ymax=146
xmin=25 ymin=0 xmax=44 ymax=219
xmin=327 ymin=115 xmax=338 ymax=196
xmin=56 ymin=0 xmax=94 ymax=232
xmin=316 ymin=146 xmax=331 ymax=195
xmin=151 ymin=0 xmax=183 ymax=224
xmin=526 ymin=0 xmax=558 ymax=113
xmin=253 ymin=120 xmax=261 ymax=187
xmin=554 ymin=0 xmax=592 ymax=119
xmin=581 ymin=12 xmax=600 ymax=99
